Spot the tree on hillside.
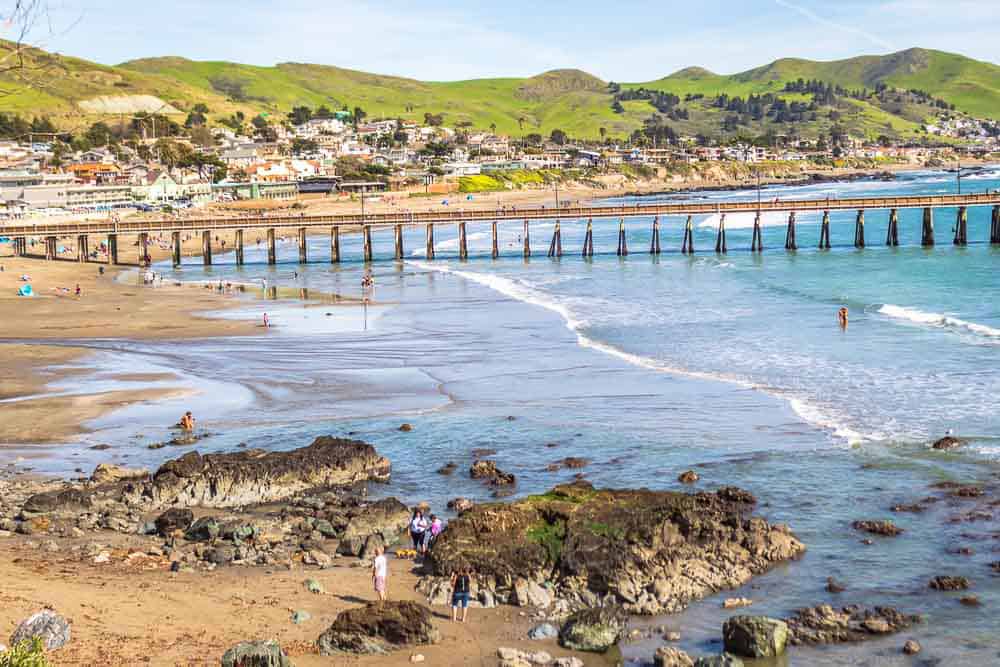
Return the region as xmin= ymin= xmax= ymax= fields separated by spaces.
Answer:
xmin=424 ymin=112 xmax=444 ymax=127
xmin=292 ymin=138 xmax=319 ymax=155
xmin=489 ymin=122 xmax=497 ymax=136
xmin=84 ymin=121 xmax=113 ymax=147
xmin=353 ymin=106 xmax=367 ymax=126
xmin=550 ymin=128 xmax=567 ymax=145
xmin=189 ymin=125 xmax=214 ymax=148
xmin=599 ymin=127 xmax=606 ymax=143
xmin=288 ymin=106 xmax=312 ymax=126
xmin=314 ymin=105 xmax=334 ymax=119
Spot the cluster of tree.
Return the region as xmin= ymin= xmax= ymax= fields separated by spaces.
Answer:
xmin=334 ymin=156 xmax=390 ymax=181
xmin=287 ymin=105 xmax=367 ymax=126
xmin=610 ymin=88 xmax=689 ymax=120
xmin=630 ymin=116 xmax=679 ymax=147
xmin=783 ymin=78 xmax=955 ymax=111
xmin=0 ymin=114 xmax=61 ymax=139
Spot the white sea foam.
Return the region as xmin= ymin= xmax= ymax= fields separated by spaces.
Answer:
xmin=878 ymin=304 xmax=1000 ymax=340
xmin=697 ymin=211 xmax=821 ymax=229
xmin=408 ymin=259 xmax=876 ymax=444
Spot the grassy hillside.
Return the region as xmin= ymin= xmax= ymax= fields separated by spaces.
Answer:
xmin=0 ymin=41 xmax=997 ymax=140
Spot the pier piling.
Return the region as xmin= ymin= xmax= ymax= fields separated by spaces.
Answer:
xmin=954 ymin=206 xmax=968 ymax=246
xmin=921 ymin=208 xmax=935 ymax=246
xmin=426 ymin=223 xmax=435 ymax=260
xmin=751 ymin=212 xmax=763 ymax=252
xmin=458 ymin=222 xmax=469 ymax=260
xmin=819 ymin=211 xmax=831 ymax=249
xmin=991 ymin=206 xmax=1000 ymax=244
xmin=523 ymin=220 xmax=531 ymax=258
xmin=617 ymin=219 xmax=628 ymax=256
xmin=77 ymin=234 xmax=88 ymax=263
xmin=363 ymin=226 xmax=373 ymax=262
xmin=886 ymin=209 xmax=899 ymax=247
xmin=299 ymin=227 xmax=308 ymax=263
xmin=715 ymin=214 xmax=727 ymax=254
xmin=201 ymin=231 xmax=212 ymax=266
xmin=784 ymin=212 xmax=797 ymax=250
xmin=266 ymin=229 xmax=276 ymax=265
xmin=395 ymin=224 xmax=404 ymax=260
xmin=491 ymin=221 xmax=499 ymax=259
xmin=139 ymin=232 xmax=149 ymax=266
xmin=235 ymin=230 xmax=244 ymax=265
xmin=107 ymin=234 xmax=118 ymax=265
xmin=681 ymin=215 xmax=694 ymax=254
xmin=171 ymin=231 xmax=181 ymax=267
xmin=854 ymin=210 xmax=865 ymax=248
xmin=650 ymin=216 xmax=661 ymax=254
xmin=44 ymin=236 xmax=55 ymax=260
xmin=547 ymin=221 xmax=562 ymax=258
xmin=582 ymin=219 xmax=594 ymax=257
xmin=330 ymin=227 xmax=340 ymax=263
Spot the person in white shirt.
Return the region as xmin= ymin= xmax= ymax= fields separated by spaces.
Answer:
xmin=372 ymin=545 xmax=387 ymax=602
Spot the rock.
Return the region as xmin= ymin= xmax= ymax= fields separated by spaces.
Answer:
xmin=185 ymin=516 xmax=220 ymax=542
xmin=929 ymin=575 xmax=969 ymax=591
xmin=148 ymin=436 xmax=391 ymax=508
xmin=560 ymin=457 xmax=590 ymax=469
xmin=205 ymin=546 xmax=236 ymax=565
xmin=513 ymin=579 xmax=552 ymax=608
xmin=292 ymin=610 xmax=312 ymax=624
xmin=528 ymin=623 xmax=559 ymax=640
xmin=959 ymin=595 xmax=980 ymax=606
xmin=852 ymin=520 xmax=903 ymax=537
xmin=399 ymin=423 xmax=413 ymax=432
xmin=478 ymin=589 xmax=496 ymax=608
xmin=678 ymin=470 xmax=699 ymax=484
xmin=316 ymin=601 xmax=440 ymax=655
xmin=220 ymin=640 xmax=293 ymax=667
xmin=93 ymin=551 xmax=110 ymax=564
xmin=655 ymin=646 xmax=695 ymax=667
xmin=304 ymin=549 xmax=333 ymax=569
xmin=715 ymin=487 xmax=755 ymax=504
xmin=337 ymin=498 xmax=410 ymax=556
xmin=722 ymin=615 xmax=788 ymax=658
xmin=785 ymin=605 xmax=920 ymax=645
xmin=154 ymin=508 xmax=194 ymax=536
xmin=470 ymin=460 xmax=515 ymax=485
xmin=22 ymin=488 xmax=89 ymax=514
xmin=90 ymin=463 xmax=149 ymax=485
xmin=410 ymin=654 xmax=425 ymax=663
xmin=664 ymin=631 xmax=681 ymax=641
xmin=825 ymin=577 xmax=846 ymax=593
xmin=693 ymin=655 xmax=744 ymax=667
xmin=10 ymin=610 xmax=71 ymax=651
xmin=304 ymin=578 xmax=325 ymax=594
xmin=552 ymin=659 xmax=584 ymax=667
xmin=558 ymin=606 xmax=627 ymax=652
xmin=447 ymin=497 xmax=474 ymax=514
xmin=436 ymin=463 xmax=457 ymax=476
xmin=428 ymin=481 xmax=804 ymax=615
xmin=932 ymin=435 xmax=965 ymax=450
xmin=722 ymin=597 xmax=752 ymax=609
xmin=902 ymin=639 xmax=921 ymax=655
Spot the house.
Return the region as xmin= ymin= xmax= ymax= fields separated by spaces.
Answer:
xmin=66 ymin=162 xmax=122 ymax=184
xmin=220 ymin=146 xmax=260 ymax=168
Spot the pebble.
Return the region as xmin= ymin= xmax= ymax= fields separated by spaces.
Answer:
xmin=93 ymin=551 xmax=111 ymax=564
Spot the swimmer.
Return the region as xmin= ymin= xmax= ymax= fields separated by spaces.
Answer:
xmin=838 ymin=307 xmax=848 ymax=328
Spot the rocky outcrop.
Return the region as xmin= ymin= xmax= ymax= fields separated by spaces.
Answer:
xmin=154 ymin=508 xmax=193 ymax=536
xmin=470 ymin=460 xmax=515 ymax=485
xmin=221 ymin=640 xmax=293 ymax=667
xmin=428 ymin=481 xmax=804 ymax=615
xmin=722 ymin=616 xmax=787 ymax=658
xmin=91 ymin=464 xmax=149 ymax=485
xmin=929 ymin=575 xmax=969 ymax=591
xmin=851 ymin=520 xmax=902 ymax=537
xmin=148 ymin=437 xmax=390 ymax=508
xmin=10 ymin=610 xmax=71 ymax=651
xmin=316 ymin=601 xmax=440 ymax=655
xmin=654 ymin=646 xmax=694 ymax=667
xmin=558 ymin=606 xmax=627 ymax=652
xmin=677 ymin=471 xmax=699 ymax=484
xmin=932 ymin=436 xmax=965 ymax=450
xmin=336 ymin=498 xmax=409 ymax=556
xmin=784 ymin=605 xmax=920 ymax=645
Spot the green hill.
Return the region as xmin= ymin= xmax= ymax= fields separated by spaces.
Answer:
xmin=1 ymin=40 xmax=998 ymax=141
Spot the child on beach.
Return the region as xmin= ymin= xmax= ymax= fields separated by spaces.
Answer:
xmin=425 ymin=514 xmax=443 ymax=552
xmin=372 ymin=545 xmax=388 ymax=602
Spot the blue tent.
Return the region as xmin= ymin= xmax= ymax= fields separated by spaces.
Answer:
xmin=17 ymin=284 xmax=32 ymax=297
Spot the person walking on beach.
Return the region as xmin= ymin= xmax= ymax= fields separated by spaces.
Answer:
xmin=409 ymin=509 xmax=428 ymax=556
xmin=263 ymin=312 xmax=270 ymax=328
xmin=450 ymin=566 xmax=473 ymax=623
xmin=372 ymin=545 xmax=388 ymax=602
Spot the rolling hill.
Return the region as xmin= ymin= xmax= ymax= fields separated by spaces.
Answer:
xmin=0 ymin=40 xmax=998 ymax=140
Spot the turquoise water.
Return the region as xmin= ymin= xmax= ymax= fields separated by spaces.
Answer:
xmin=12 ymin=167 xmax=1000 ymax=665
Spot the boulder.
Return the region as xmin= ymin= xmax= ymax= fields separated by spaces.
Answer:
xmin=154 ymin=508 xmax=194 ymax=536
xmin=337 ymin=498 xmax=409 ymax=556
xmin=470 ymin=460 xmax=516 ymax=485
xmin=447 ymin=497 xmax=474 ymax=514
xmin=399 ymin=423 xmax=413 ymax=432
xmin=825 ymin=577 xmax=846 ymax=593
xmin=785 ymin=605 xmax=920 ymax=645
xmin=220 ymin=639 xmax=293 ymax=667
xmin=513 ymin=579 xmax=552 ymax=608
xmin=10 ymin=610 xmax=71 ymax=651
xmin=436 ymin=463 xmax=458 ymax=476
xmin=185 ymin=516 xmax=220 ymax=542
xmin=429 ymin=481 xmax=805 ymax=615
xmin=722 ymin=616 xmax=788 ymax=658
xmin=22 ymin=488 xmax=89 ymax=514
xmin=558 ymin=606 xmax=627 ymax=652
xmin=929 ymin=575 xmax=969 ymax=591
xmin=693 ymin=655 xmax=744 ymax=667
xmin=528 ymin=623 xmax=559 ymax=640
xmin=931 ymin=436 xmax=964 ymax=450
xmin=316 ymin=601 xmax=440 ymax=655
xmin=852 ymin=520 xmax=903 ymax=537
xmin=902 ymin=639 xmax=921 ymax=655
xmin=91 ymin=464 xmax=150 ymax=485
xmin=677 ymin=470 xmax=699 ymax=484
xmin=148 ymin=436 xmax=391 ymax=508
xmin=655 ymin=646 xmax=695 ymax=667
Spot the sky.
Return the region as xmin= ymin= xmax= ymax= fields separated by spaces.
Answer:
xmin=15 ymin=0 xmax=1000 ymax=81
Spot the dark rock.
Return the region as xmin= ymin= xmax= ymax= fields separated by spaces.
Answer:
xmin=716 ymin=487 xmax=755 ymax=504
xmin=337 ymin=498 xmax=409 ymax=557
xmin=429 ymin=481 xmax=804 ymax=615
xmin=902 ymin=639 xmax=921 ymax=655
xmin=825 ymin=577 xmax=846 ymax=593
xmin=154 ymin=508 xmax=194 ymax=536
xmin=561 ymin=457 xmax=590 ymax=469
xmin=469 ymin=460 xmax=515 ymax=485
xmin=22 ymin=488 xmax=89 ymax=514
xmin=678 ymin=470 xmax=699 ymax=484
xmin=785 ymin=605 xmax=920 ymax=645
xmin=558 ymin=606 xmax=627 ymax=652
xmin=185 ymin=516 xmax=220 ymax=542
xmin=148 ymin=436 xmax=391 ymax=508
xmin=89 ymin=444 xmax=112 ymax=451
xmin=852 ymin=520 xmax=903 ymax=537
xmin=10 ymin=609 xmax=71 ymax=650
xmin=316 ymin=601 xmax=440 ymax=655
xmin=990 ymin=561 xmax=1000 ymax=573
xmin=932 ymin=436 xmax=965 ymax=450
xmin=398 ymin=423 xmax=413 ymax=432
xmin=654 ymin=646 xmax=695 ymax=667
xmin=471 ymin=448 xmax=497 ymax=457
xmin=722 ymin=616 xmax=788 ymax=658
xmin=436 ymin=462 xmax=457 ymax=476
xmin=953 ymin=486 xmax=984 ymax=498
xmin=205 ymin=546 xmax=236 ymax=565
xmin=929 ymin=575 xmax=970 ymax=591
xmin=221 ymin=640 xmax=293 ymax=667
xmin=447 ymin=497 xmax=474 ymax=514
xmin=959 ymin=595 xmax=980 ymax=606
xmin=693 ymin=655 xmax=743 ymax=667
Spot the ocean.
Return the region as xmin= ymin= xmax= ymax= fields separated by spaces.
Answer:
xmin=16 ymin=167 xmax=1000 ymax=665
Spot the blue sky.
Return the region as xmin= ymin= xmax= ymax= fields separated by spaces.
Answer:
xmin=17 ymin=0 xmax=1000 ymax=80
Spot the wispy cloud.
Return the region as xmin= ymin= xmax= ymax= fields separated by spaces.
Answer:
xmin=773 ymin=0 xmax=895 ymax=52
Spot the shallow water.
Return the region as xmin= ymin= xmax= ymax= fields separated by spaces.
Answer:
xmin=9 ymin=167 xmax=1000 ymax=665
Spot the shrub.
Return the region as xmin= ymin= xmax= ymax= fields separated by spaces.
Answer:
xmin=0 ymin=638 xmax=50 ymax=667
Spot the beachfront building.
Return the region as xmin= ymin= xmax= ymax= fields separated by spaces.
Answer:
xmin=212 ymin=181 xmax=298 ymax=201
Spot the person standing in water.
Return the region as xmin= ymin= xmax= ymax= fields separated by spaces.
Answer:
xmin=838 ymin=307 xmax=849 ymax=329
xmin=263 ymin=312 xmax=270 ymax=328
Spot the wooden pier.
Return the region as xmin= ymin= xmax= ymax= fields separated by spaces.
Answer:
xmin=4 ymin=192 xmax=1000 ymax=266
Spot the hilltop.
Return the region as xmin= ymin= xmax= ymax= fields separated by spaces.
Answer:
xmin=0 ymin=41 xmax=998 ymax=140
